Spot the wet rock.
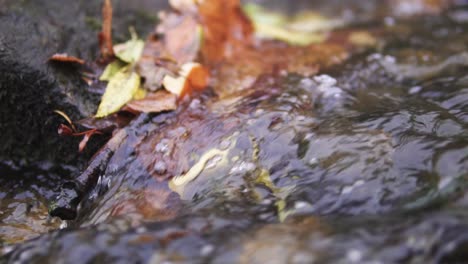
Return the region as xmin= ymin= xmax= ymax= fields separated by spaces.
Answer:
xmin=0 ymin=0 xmax=165 ymax=250
xmin=0 ymin=0 xmax=164 ymax=164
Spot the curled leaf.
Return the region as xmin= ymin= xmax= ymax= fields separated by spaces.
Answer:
xmin=54 ymin=110 xmax=76 ymax=131
xmin=58 ymin=124 xmax=74 ymax=136
xmin=49 ymin=53 xmax=85 ymax=65
xmin=78 ymin=129 xmax=103 ymax=152
xmin=96 ymin=67 xmax=141 ymax=118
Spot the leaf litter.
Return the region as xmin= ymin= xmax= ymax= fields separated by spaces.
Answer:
xmin=54 ymin=0 xmax=376 ymax=155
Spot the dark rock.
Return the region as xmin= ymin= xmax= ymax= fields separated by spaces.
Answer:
xmin=0 ymin=0 xmax=165 ymax=165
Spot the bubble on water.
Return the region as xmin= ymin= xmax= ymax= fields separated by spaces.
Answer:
xmin=308 ymin=157 xmax=319 ymax=166
xmin=450 ymin=10 xmax=468 ymax=23
xmin=346 ymin=249 xmax=363 ymax=263
xmin=299 ymin=77 xmax=314 ymax=88
xmin=108 ymin=163 xmax=121 ymax=174
xmin=153 ymin=161 xmax=167 ymax=175
xmin=219 ymin=138 xmax=233 ymax=150
xmin=189 ymin=98 xmax=202 ymax=109
xmin=230 ymin=161 xmax=256 ymax=174
xmin=409 ymin=86 xmax=422 ymax=94
xmin=341 ymin=180 xmax=365 ymax=195
xmin=254 ymin=108 xmax=265 ymax=116
xmin=438 ymin=176 xmax=454 ymax=190
xmin=1 ymin=245 xmax=14 ymax=255
xmin=200 ymin=244 xmax=215 ymax=256
xmin=136 ymin=227 xmax=147 ymax=234
xmin=155 ymin=139 xmax=171 ymax=154
xmin=294 ymin=201 xmax=310 ymax=210
xmin=205 ymin=155 xmax=223 ymax=170
xmin=59 ymin=221 xmax=68 ymax=229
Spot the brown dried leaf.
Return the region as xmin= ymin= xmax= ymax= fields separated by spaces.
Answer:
xmin=193 ymin=1 xmax=350 ymax=95
xmin=125 ymin=90 xmax=177 ymax=113
xmin=58 ymin=124 xmax=74 ymax=136
xmin=78 ymin=130 xmax=102 ymax=152
xmin=157 ymin=13 xmax=202 ymax=64
xmin=198 ymin=0 xmax=254 ymax=63
xmin=49 ymin=53 xmax=85 ymax=65
xmin=136 ymin=37 xmax=172 ymax=91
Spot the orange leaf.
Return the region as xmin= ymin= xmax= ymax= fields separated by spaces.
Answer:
xmin=49 ymin=53 xmax=85 ymax=65
xmin=184 ymin=63 xmax=209 ymax=91
xmin=198 ymin=0 xmax=254 ymax=63
xmin=163 ymin=63 xmax=209 ymax=98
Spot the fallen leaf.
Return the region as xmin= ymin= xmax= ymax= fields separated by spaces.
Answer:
xmin=163 ymin=62 xmax=209 ymax=97
xmin=96 ymin=66 xmax=141 ymax=117
xmin=162 ymin=74 xmax=186 ymax=97
xmin=113 ymin=28 xmax=145 ymax=63
xmin=54 ymin=110 xmax=76 ymax=131
xmin=78 ymin=129 xmax=103 ymax=152
xmin=133 ymin=87 xmax=147 ymax=100
xmin=136 ymin=38 xmax=172 ymax=91
xmin=157 ymin=13 xmax=202 ymax=64
xmin=197 ymin=0 xmax=254 ymax=62
xmin=254 ymin=23 xmax=326 ymax=46
xmin=243 ymin=4 xmax=341 ymax=46
xmin=125 ymin=90 xmax=177 ymax=113
xmin=99 ymin=0 xmax=114 ymax=61
xmin=58 ymin=124 xmax=74 ymax=136
xmin=288 ymin=11 xmax=344 ymax=33
xmin=49 ymin=53 xmax=85 ymax=65
xmin=100 ymin=60 xmax=126 ymax=81
xmin=182 ymin=62 xmax=209 ymax=91
xmin=348 ymin=31 xmax=377 ymax=47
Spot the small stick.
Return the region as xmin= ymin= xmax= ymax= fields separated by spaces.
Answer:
xmin=99 ymin=0 xmax=114 ymax=61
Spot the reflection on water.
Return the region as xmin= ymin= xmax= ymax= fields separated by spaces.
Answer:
xmin=2 ymin=1 xmax=468 ymax=263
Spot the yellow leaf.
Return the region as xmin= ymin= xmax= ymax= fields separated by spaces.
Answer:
xmin=133 ymin=87 xmax=147 ymax=100
xmin=113 ymin=28 xmax=145 ymax=63
xmin=95 ymin=67 xmax=141 ymax=117
xmin=255 ymin=23 xmax=326 ymax=46
xmin=348 ymin=31 xmax=377 ymax=47
xmin=99 ymin=60 xmax=126 ymax=81
xmin=243 ymin=3 xmax=341 ymax=46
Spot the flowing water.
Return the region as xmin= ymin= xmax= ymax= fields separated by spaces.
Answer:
xmin=1 ymin=1 xmax=468 ymax=263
